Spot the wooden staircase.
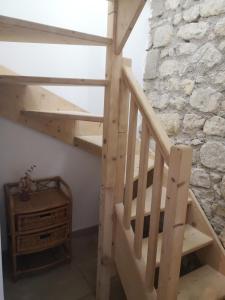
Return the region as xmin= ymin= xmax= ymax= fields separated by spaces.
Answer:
xmin=0 ymin=1 xmax=225 ymax=300
xmin=112 ymin=63 xmax=225 ymax=300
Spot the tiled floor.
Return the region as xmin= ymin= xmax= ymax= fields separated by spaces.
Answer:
xmin=3 ymin=230 xmax=126 ymax=300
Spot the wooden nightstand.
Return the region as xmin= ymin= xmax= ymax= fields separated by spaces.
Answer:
xmin=4 ymin=176 xmax=72 ymax=280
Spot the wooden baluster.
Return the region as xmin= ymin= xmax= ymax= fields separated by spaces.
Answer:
xmin=134 ymin=120 xmax=150 ymax=259
xmin=157 ymin=145 xmax=192 ymax=300
xmin=145 ymin=144 xmax=164 ymax=291
xmin=123 ymin=97 xmax=138 ymax=229
xmin=115 ymin=58 xmax=132 ymax=204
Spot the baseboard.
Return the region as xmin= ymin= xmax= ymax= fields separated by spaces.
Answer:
xmin=72 ymin=225 xmax=99 ymax=237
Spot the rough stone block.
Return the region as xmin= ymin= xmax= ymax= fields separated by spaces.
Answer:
xmin=144 ymin=49 xmax=160 ymax=79
xmin=200 ymin=142 xmax=225 ymax=171
xmin=177 ymin=22 xmax=208 ymax=40
xmin=183 ymin=114 xmax=205 ymax=132
xmin=151 ymin=0 xmax=165 ymax=17
xmin=148 ymin=92 xmax=169 ymax=109
xmin=169 ymin=96 xmax=186 ymax=110
xmin=181 ymin=79 xmax=195 ymax=95
xmin=221 ymin=175 xmax=225 ymax=199
xmin=191 ymin=168 xmax=211 ymax=188
xmin=159 ymin=60 xmax=179 ymax=77
xmin=158 ymin=113 xmax=181 ymax=135
xmin=173 ymin=13 xmax=182 ymax=25
xmin=176 ymin=42 xmax=197 ymax=55
xmin=161 ymin=47 xmax=175 ymax=58
xmin=190 ymin=87 xmax=221 ymax=112
xmin=210 ymin=172 xmax=222 ymax=184
xmin=200 ymin=0 xmax=225 ymax=17
xmin=203 ymin=116 xmax=225 ymax=137
xmin=183 ymin=5 xmax=200 ymax=22
xmin=153 ymin=25 xmax=173 ymax=48
xmin=165 ymin=0 xmax=181 ymax=10
xmin=192 ymin=43 xmax=222 ymax=70
xmin=215 ymin=17 xmax=225 ymax=36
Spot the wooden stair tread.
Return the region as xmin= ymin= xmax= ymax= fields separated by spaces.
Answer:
xmin=0 ymin=75 xmax=107 ymax=86
xmin=142 ymin=225 xmax=213 ymax=267
xmin=0 ymin=15 xmax=111 ymax=46
xmin=74 ymin=135 xmax=154 ymax=176
xmin=133 ymin=155 xmax=154 ymax=180
xmin=76 ymin=135 xmax=157 ymax=166
xmin=178 ymin=265 xmax=225 ymax=299
xmin=74 ymin=135 xmax=102 ymax=156
xmin=21 ymin=110 xmax=104 ymax=122
xmin=77 ymin=135 xmax=103 ymax=147
xmin=131 ymin=186 xmax=192 ymax=220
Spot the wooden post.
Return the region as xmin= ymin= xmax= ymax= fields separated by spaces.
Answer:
xmin=96 ymin=2 xmax=123 ymax=299
xmin=157 ymin=145 xmax=192 ymax=300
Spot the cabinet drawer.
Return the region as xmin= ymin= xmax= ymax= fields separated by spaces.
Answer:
xmin=17 ymin=225 xmax=69 ymax=254
xmin=17 ymin=206 xmax=69 ymax=232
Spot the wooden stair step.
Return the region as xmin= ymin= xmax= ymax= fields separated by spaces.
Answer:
xmin=74 ymin=136 xmax=155 ymax=178
xmin=0 ymin=75 xmax=107 ymax=86
xmin=142 ymin=225 xmax=213 ymax=268
xmin=0 ymin=15 xmax=112 ymax=46
xmin=131 ymin=186 xmax=192 ymax=220
xmin=21 ymin=110 xmax=104 ymax=123
xmin=178 ymin=265 xmax=225 ymax=299
xmin=74 ymin=135 xmax=103 ymax=156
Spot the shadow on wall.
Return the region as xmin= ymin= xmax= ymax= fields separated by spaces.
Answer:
xmin=0 ymin=117 xmax=101 ymax=250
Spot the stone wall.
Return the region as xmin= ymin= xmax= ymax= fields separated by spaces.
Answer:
xmin=144 ymin=0 xmax=225 ymax=244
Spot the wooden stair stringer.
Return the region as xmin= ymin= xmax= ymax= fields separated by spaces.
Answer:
xmin=187 ymin=189 xmax=225 ymax=276
xmin=0 ymin=65 xmax=102 ymax=146
xmin=114 ymin=203 xmax=156 ymax=300
xmin=142 ymin=224 xmax=213 ymax=268
xmin=160 ymin=163 xmax=225 ymax=276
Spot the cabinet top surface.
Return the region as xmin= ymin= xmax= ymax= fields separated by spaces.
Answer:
xmin=11 ymin=189 xmax=70 ymax=214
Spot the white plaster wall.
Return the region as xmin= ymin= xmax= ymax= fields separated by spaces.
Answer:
xmin=0 ymin=118 xmax=101 ymax=244
xmin=0 ymin=0 xmax=108 ymax=114
xmin=0 ymin=0 xmax=150 ymax=258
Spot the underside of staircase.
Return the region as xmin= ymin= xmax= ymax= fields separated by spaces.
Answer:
xmin=0 ymin=1 xmax=225 ymax=300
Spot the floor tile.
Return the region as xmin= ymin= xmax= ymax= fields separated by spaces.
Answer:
xmin=3 ymin=231 xmax=126 ymax=300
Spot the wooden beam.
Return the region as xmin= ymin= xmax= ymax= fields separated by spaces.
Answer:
xmin=0 ymin=74 xmax=108 ymax=87
xmin=0 ymin=15 xmax=112 ymax=46
xmin=22 ymin=110 xmax=104 ymax=123
xmin=115 ymin=0 xmax=146 ymax=54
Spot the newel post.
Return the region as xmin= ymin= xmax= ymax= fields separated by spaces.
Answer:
xmin=157 ymin=145 xmax=192 ymax=300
